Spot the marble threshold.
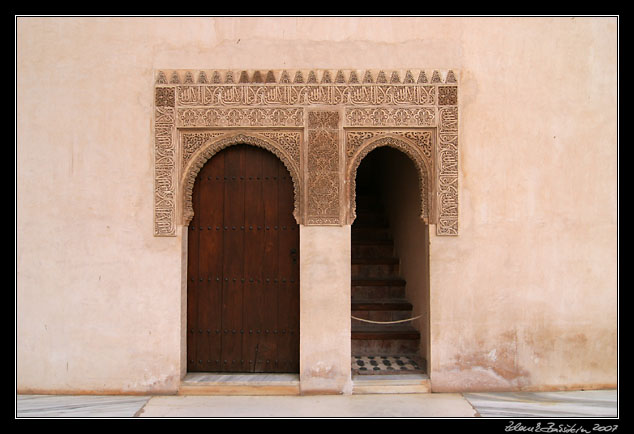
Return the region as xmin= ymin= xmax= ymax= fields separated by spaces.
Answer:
xmin=178 ymin=372 xmax=301 ymax=395
xmin=352 ymin=373 xmax=431 ymax=394
xmin=178 ymin=372 xmax=431 ymax=395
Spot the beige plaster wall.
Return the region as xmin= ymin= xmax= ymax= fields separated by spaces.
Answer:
xmin=16 ymin=16 xmax=617 ymax=394
xmin=428 ymin=17 xmax=618 ymax=392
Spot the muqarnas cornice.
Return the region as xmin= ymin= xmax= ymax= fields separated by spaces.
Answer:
xmin=156 ymin=69 xmax=457 ymax=86
xmin=153 ymin=69 xmax=459 ymax=236
xmin=155 ymin=69 xmax=458 ymax=108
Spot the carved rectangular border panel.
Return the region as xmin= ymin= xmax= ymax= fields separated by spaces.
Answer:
xmin=154 ymin=69 xmax=459 ymax=236
xmin=306 ymin=111 xmax=341 ymax=225
xmin=437 ymin=106 xmax=459 ymax=235
xmin=154 ymin=106 xmax=176 ymax=236
xmin=345 ymin=107 xmax=436 ymax=127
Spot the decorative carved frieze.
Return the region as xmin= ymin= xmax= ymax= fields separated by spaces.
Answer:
xmin=173 ymin=84 xmax=436 ymax=107
xmin=177 ymin=107 xmax=304 ymax=128
xmin=153 ymin=69 xmax=460 ymax=236
xmin=345 ymin=107 xmax=435 ymax=127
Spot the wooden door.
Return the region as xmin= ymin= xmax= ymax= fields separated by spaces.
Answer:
xmin=187 ymin=144 xmax=299 ymax=373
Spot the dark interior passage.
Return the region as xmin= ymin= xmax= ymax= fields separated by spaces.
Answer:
xmin=351 ymin=147 xmax=427 ymax=375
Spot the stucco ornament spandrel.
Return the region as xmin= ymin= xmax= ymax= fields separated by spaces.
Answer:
xmin=180 ymin=131 xmax=302 ymax=226
xmin=153 ymin=69 xmax=459 ymax=236
xmin=345 ymin=131 xmax=433 ymax=225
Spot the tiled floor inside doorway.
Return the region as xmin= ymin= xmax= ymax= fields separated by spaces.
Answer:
xmin=352 ymin=355 xmax=426 ymax=375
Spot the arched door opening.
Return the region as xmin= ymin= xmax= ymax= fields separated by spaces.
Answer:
xmin=187 ymin=144 xmax=299 ymax=374
xmin=351 ymin=147 xmax=429 ymax=376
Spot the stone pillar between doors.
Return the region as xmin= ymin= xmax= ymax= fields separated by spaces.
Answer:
xmin=299 ymin=225 xmax=352 ymax=395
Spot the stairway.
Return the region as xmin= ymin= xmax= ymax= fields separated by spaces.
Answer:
xmin=351 ymin=193 xmax=425 ymax=375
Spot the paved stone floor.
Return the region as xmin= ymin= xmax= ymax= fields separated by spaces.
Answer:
xmin=15 ymin=389 xmax=618 ymax=419
xmin=16 ymin=395 xmax=151 ymax=418
xmin=463 ymin=390 xmax=618 ymax=418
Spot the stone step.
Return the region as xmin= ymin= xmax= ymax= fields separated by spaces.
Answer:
xmin=351 ymin=336 xmax=420 ymax=356
xmin=351 ymin=323 xmax=420 ymax=340
xmin=352 ymin=299 xmax=412 ymax=311
xmin=351 ymin=241 xmax=394 ymax=258
xmin=351 ymin=283 xmax=406 ymax=300
xmin=352 ymin=309 xmax=414 ymax=323
xmin=352 ymin=278 xmax=406 ymax=287
xmin=352 ymin=299 xmax=413 ymax=322
xmin=350 ymin=192 xmax=424 ymax=370
xmin=178 ymin=373 xmax=300 ymax=396
xmin=351 ymin=321 xmax=420 ymax=356
xmin=352 ymin=257 xmax=399 ymax=264
xmin=351 ymin=261 xmax=399 ymax=278
xmin=352 ymin=373 xmax=431 ymax=394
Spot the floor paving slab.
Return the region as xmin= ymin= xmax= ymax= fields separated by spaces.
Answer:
xmin=16 ymin=395 xmax=151 ymax=418
xmin=136 ymin=393 xmax=478 ymax=418
xmin=463 ymin=389 xmax=618 ymax=418
xmin=16 ymin=389 xmax=619 ymax=419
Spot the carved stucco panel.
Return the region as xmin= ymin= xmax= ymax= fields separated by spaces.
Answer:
xmin=153 ymin=69 xmax=459 ymax=236
xmin=154 ymin=107 xmax=176 ymax=236
xmin=177 ymin=107 xmax=304 ymax=128
xmin=175 ymin=84 xmax=436 ymax=106
xmin=345 ymin=131 xmax=433 ymax=226
xmin=345 ymin=107 xmax=435 ymax=127
xmin=305 ymin=111 xmax=341 ymax=225
xmin=437 ymin=106 xmax=459 ymax=235
xmin=180 ymin=131 xmax=303 ymax=226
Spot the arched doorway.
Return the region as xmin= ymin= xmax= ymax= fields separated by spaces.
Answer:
xmin=187 ymin=143 xmax=299 ymax=373
xmin=351 ymin=147 xmax=429 ymax=376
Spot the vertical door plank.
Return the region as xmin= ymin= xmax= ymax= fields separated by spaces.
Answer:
xmin=221 ymin=145 xmax=246 ymax=371
xmin=242 ymin=147 xmax=264 ymax=372
xmin=196 ymin=153 xmax=224 ymax=372
xmin=254 ymin=150 xmax=280 ymax=372
xmin=276 ymin=163 xmax=300 ymax=372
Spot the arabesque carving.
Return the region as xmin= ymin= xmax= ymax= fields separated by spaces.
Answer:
xmin=177 ymin=107 xmax=304 ymax=128
xmin=437 ymin=106 xmax=459 ymax=235
xmin=154 ymin=69 xmax=460 ymax=236
xmin=154 ymin=107 xmax=176 ymax=236
xmin=345 ymin=132 xmax=433 ymax=224
xmin=345 ymin=107 xmax=435 ymax=127
xmin=306 ymin=111 xmax=341 ymax=225
xmin=180 ymin=131 xmax=302 ymax=226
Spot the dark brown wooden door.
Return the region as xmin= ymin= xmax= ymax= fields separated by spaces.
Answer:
xmin=187 ymin=144 xmax=299 ymax=373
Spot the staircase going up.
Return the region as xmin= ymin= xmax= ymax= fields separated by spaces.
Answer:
xmin=351 ymin=192 xmax=426 ymax=375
